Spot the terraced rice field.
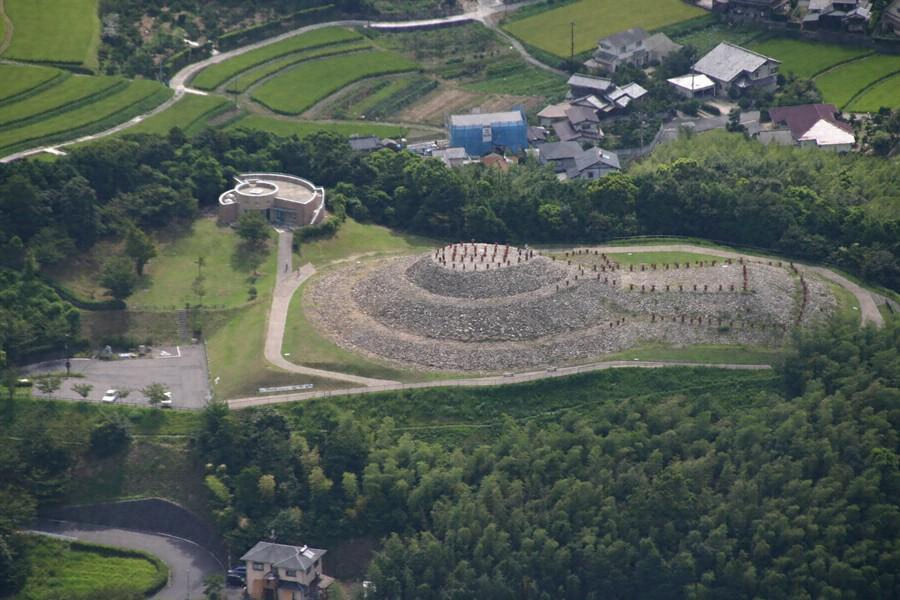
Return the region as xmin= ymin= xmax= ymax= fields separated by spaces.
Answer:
xmin=251 ymin=50 xmax=419 ymax=115
xmin=0 ymin=63 xmax=63 ymax=103
xmin=503 ymin=0 xmax=705 ymax=57
xmin=224 ymin=39 xmax=373 ymax=93
xmin=0 ymin=75 xmax=123 ymax=128
xmin=0 ymin=79 xmax=171 ymax=153
xmin=749 ymin=37 xmax=871 ymax=79
xmin=336 ymin=77 xmax=434 ymax=120
xmin=846 ymin=72 xmax=900 ymax=112
xmin=2 ymin=0 xmax=100 ymax=70
xmin=227 ymin=114 xmax=408 ymax=138
xmin=190 ymin=26 xmax=363 ymax=90
xmin=814 ymin=54 xmax=900 ymax=109
xmin=463 ymin=57 xmax=567 ymax=96
xmin=125 ymin=94 xmax=233 ymax=136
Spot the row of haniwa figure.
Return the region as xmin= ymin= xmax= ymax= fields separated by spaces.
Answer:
xmin=434 ymin=243 xmax=536 ymax=270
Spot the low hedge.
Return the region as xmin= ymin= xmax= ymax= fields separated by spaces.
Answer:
xmin=217 ymin=4 xmax=339 ymax=51
xmin=295 ymin=214 xmax=342 ymax=241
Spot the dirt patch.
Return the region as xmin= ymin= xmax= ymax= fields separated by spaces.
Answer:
xmin=397 ymin=85 xmax=481 ymax=125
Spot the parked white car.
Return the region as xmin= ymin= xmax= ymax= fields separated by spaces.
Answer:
xmin=101 ymin=389 xmax=119 ymax=403
xmin=160 ymin=391 xmax=173 ymax=408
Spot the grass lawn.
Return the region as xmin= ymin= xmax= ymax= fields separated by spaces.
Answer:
xmin=0 ymin=63 xmax=62 ymax=103
xmin=128 ymin=217 xmax=276 ymax=310
xmin=16 ymin=536 xmax=166 ymax=600
xmin=846 ymin=72 xmax=900 ymax=111
xmin=503 ymin=0 xmax=705 ymax=57
xmin=225 ymin=40 xmax=373 ymax=94
xmin=296 ymin=218 xmax=435 ymax=267
xmin=600 ymin=343 xmax=782 ymax=365
xmin=749 ymin=37 xmax=870 ymax=79
xmin=3 ymin=0 xmax=100 ymax=70
xmin=603 ymin=250 xmax=725 ymax=266
xmin=226 ymin=113 xmax=409 ymax=139
xmin=671 ymin=22 xmax=764 ymax=55
xmin=826 ymin=280 xmax=861 ymax=326
xmin=0 ymin=79 xmax=171 ymax=153
xmin=0 ymin=75 xmax=122 ymax=127
xmin=124 ymin=94 xmax=233 ymax=136
xmin=191 ymin=27 xmax=363 ymax=90
xmin=814 ymin=54 xmax=900 ymax=108
xmin=251 ymin=50 xmax=419 ymax=115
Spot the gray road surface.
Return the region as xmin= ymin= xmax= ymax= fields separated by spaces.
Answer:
xmin=24 ymin=345 xmax=210 ymax=409
xmin=30 ymin=520 xmax=222 ymax=600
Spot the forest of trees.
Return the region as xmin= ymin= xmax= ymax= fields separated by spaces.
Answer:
xmin=1 ymin=127 xmax=897 ymax=362
xmin=194 ymin=320 xmax=898 ymax=598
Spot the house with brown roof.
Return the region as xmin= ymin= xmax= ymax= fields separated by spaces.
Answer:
xmin=766 ymin=103 xmax=855 ymax=151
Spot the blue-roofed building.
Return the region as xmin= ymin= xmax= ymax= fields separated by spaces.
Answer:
xmin=448 ymin=110 xmax=528 ymax=157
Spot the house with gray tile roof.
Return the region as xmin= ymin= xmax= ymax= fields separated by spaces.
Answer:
xmin=241 ymin=541 xmax=332 ymax=600
xmin=566 ymin=147 xmax=621 ymax=180
xmin=691 ymin=42 xmax=779 ymax=95
xmin=584 ymin=28 xmax=681 ymax=73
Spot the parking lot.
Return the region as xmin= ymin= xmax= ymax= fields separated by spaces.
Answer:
xmin=25 ymin=345 xmax=211 ymax=409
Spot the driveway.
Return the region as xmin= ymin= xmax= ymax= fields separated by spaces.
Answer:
xmin=30 ymin=520 xmax=222 ymax=600
xmin=25 ymin=345 xmax=211 ymax=409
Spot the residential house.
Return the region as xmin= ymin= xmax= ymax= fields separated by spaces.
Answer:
xmin=691 ymin=42 xmax=780 ymax=95
xmin=583 ymin=28 xmax=682 ymax=73
xmin=766 ymin=103 xmax=855 ymax=151
xmin=481 ymin=152 xmax=517 ymax=171
xmin=667 ymin=73 xmax=716 ymax=98
xmin=527 ymin=125 xmax=549 ymax=144
xmin=448 ymin=110 xmax=528 ymax=157
xmin=884 ymin=0 xmax=900 ymax=35
xmin=566 ymin=147 xmax=621 ymax=180
xmin=242 ymin=541 xmax=333 ymax=600
xmin=431 ymin=146 xmax=471 ymax=167
xmin=712 ymin=0 xmax=790 ymax=21
xmin=537 ymin=141 xmax=584 ymax=173
xmin=538 ymin=76 xmax=647 ymax=143
xmin=348 ymin=135 xmax=383 ymax=152
xmin=567 ymin=74 xmax=615 ymax=98
xmin=804 ymin=0 xmax=872 ymax=31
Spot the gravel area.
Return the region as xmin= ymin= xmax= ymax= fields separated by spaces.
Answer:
xmin=302 ymin=250 xmax=837 ymax=372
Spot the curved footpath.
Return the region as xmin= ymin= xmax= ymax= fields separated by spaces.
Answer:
xmin=1 ymin=0 xmax=548 ymax=162
xmin=29 ymin=519 xmax=221 ymax=600
xmin=239 ymin=241 xmax=887 ymax=409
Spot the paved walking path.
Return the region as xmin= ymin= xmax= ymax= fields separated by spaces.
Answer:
xmin=29 ymin=520 xmax=221 ymax=600
xmin=264 ymin=231 xmax=398 ymax=386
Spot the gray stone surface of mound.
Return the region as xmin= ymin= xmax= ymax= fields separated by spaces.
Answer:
xmin=406 ymin=255 xmax=567 ymax=299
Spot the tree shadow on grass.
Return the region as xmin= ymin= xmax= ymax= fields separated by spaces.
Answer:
xmin=230 ymin=240 xmax=270 ymax=275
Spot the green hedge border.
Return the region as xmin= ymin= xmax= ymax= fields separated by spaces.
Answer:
xmin=0 ymin=87 xmax=173 ymax=154
xmin=0 ymin=79 xmax=128 ymax=132
xmin=216 ymin=4 xmax=338 ymax=51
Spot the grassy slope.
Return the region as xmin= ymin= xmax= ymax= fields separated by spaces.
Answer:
xmin=226 ymin=113 xmax=409 ymax=139
xmin=504 ymin=0 xmax=705 ymax=57
xmin=0 ymin=75 xmax=121 ymax=126
xmin=124 ymin=94 xmax=232 ymax=136
xmin=0 ymin=79 xmax=171 ymax=152
xmin=17 ymin=536 xmax=165 ymax=599
xmin=0 ymin=63 xmax=61 ymax=102
xmin=129 ymin=218 xmax=277 ymax=310
xmin=846 ymin=72 xmax=900 ymax=111
xmin=225 ymin=39 xmax=373 ymax=93
xmin=749 ymin=37 xmax=870 ymax=79
xmin=251 ymin=50 xmax=419 ymax=115
xmin=191 ymin=27 xmax=362 ymax=90
xmin=3 ymin=0 xmax=100 ymax=70
xmin=462 ymin=56 xmax=567 ymax=96
xmin=815 ymin=54 xmax=900 ymax=108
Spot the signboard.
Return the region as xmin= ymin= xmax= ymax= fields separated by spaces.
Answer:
xmin=258 ymin=383 xmax=315 ymax=394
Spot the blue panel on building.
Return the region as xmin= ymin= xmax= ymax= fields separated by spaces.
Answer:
xmin=449 ymin=110 xmax=528 ymax=157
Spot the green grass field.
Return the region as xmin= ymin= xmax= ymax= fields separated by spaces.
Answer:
xmin=462 ymin=56 xmax=567 ymax=96
xmin=2 ymin=0 xmax=100 ymax=70
xmin=128 ymin=218 xmax=276 ymax=309
xmin=125 ymin=94 xmax=232 ymax=136
xmin=0 ymin=63 xmax=63 ymax=103
xmin=749 ymin=37 xmax=870 ymax=79
xmin=251 ymin=50 xmax=419 ymax=115
xmin=814 ymin=54 xmax=900 ymax=108
xmin=671 ymin=22 xmax=764 ymax=54
xmin=191 ymin=27 xmax=363 ymax=90
xmin=16 ymin=536 xmax=166 ymax=600
xmin=503 ymin=0 xmax=705 ymax=57
xmin=0 ymin=75 xmax=122 ymax=127
xmin=845 ymin=72 xmax=900 ymax=112
xmin=226 ymin=113 xmax=409 ymax=138
xmin=225 ymin=40 xmax=373 ymax=93
xmin=0 ymin=79 xmax=171 ymax=153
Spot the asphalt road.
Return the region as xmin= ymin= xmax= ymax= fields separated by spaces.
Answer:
xmin=25 ymin=345 xmax=211 ymax=409
xmin=30 ymin=520 xmax=222 ymax=600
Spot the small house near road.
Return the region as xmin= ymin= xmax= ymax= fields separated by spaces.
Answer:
xmin=691 ymin=42 xmax=779 ymax=95
xmin=766 ymin=103 xmax=855 ymax=151
xmin=583 ymin=28 xmax=682 ymax=73
xmin=448 ymin=110 xmax=528 ymax=157
xmin=241 ymin=541 xmax=333 ymax=600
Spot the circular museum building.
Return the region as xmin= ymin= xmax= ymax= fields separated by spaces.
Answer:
xmin=218 ymin=173 xmax=325 ymax=228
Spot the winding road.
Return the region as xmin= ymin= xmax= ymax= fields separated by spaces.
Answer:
xmin=29 ymin=520 xmax=222 ymax=600
xmin=1 ymin=0 xmax=548 ymax=162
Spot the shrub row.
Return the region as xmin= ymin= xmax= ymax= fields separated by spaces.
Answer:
xmin=295 ymin=214 xmax=342 ymax=241
xmin=216 ymin=4 xmax=340 ymax=51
